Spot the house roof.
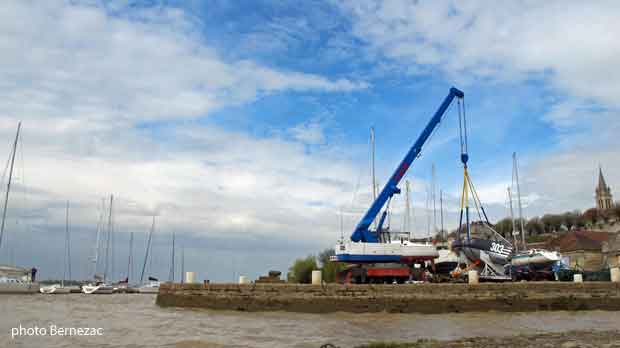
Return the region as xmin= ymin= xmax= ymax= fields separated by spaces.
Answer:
xmin=546 ymin=230 xmax=611 ymax=252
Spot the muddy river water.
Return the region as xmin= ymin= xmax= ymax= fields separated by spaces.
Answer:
xmin=1 ymin=294 xmax=618 ymax=347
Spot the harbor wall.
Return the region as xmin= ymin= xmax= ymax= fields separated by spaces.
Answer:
xmin=156 ymin=282 xmax=620 ymax=314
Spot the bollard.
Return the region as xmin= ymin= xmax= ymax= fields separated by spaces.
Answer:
xmin=611 ymin=268 xmax=620 ymax=283
xmin=185 ymin=272 xmax=196 ymax=284
xmin=573 ymin=274 xmax=583 ymax=283
xmin=239 ymin=276 xmax=250 ymax=284
xmin=468 ymin=270 xmax=479 ymax=284
xmin=311 ymin=270 xmax=322 ymax=285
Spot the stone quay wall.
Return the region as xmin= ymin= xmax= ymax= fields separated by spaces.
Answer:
xmin=156 ymin=282 xmax=620 ymax=314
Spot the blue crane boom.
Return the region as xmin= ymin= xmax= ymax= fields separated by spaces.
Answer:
xmin=350 ymin=87 xmax=464 ymax=243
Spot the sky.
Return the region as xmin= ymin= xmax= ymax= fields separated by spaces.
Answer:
xmin=0 ymin=0 xmax=619 ymax=282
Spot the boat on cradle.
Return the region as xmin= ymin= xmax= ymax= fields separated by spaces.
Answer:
xmin=432 ymin=248 xmax=460 ymax=274
xmin=82 ymin=282 xmax=114 ymax=294
xmin=511 ymin=248 xmax=561 ymax=267
xmin=452 ymin=236 xmax=513 ymax=280
xmin=333 ymin=240 xmax=439 ymax=263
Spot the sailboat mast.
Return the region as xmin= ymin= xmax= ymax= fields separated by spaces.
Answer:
xmin=169 ymin=230 xmax=175 ymax=282
xmin=64 ymin=200 xmax=71 ymax=285
xmin=127 ymin=231 xmax=133 ymax=283
xmin=405 ymin=180 xmax=411 ymax=239
xmin=181 ymin=246 xmax=185 ymax=284
xmin=508 ymin=187 xmax=517 ymax=250
xmin=432 ymin=164 xmax=437 ymax=237
xmin=92 ymin=198 xmax=104 ymax=278
xmin=140 ymin=215 xmax=155 ymax=284
xmin=103 ymin=194 xmax=113 ymax=283
xmin=0 ymin=122 xmax=21 ymax=251
xmin=440 ymin=189 xmax=444 ymax=241
xmin=513 ymin=152 xmax=526 ymax=250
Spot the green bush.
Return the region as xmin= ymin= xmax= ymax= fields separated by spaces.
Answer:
xmin=287 ymin=255 xmax=317 ymax=283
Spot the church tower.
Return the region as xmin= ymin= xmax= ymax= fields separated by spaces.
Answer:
xmin=596 ymin=167 xmax=613 ymax=210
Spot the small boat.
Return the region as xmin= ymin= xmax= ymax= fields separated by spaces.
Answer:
xmin=82 ymin=282 xmax=114 ymax=294
xmin=136 ymin=280 xmax=160 ymax=294
xmin=510 ymin=249 xmax=561 ymax=266
xmin=40 ymin=284 xmax=71 ymax=294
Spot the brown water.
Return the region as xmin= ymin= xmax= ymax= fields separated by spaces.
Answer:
xmin=1 ymin=294 xmax=619 ymax=348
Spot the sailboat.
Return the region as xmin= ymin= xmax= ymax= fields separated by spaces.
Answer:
xmin=508 ymin=153 xmax=561 ymax=277
xmin=82 ymin=195 xmax=115 ymax=294
xmin=41 ymin=201 xmax=74 ymax=294
xmin=0 ymin=123 xmax=39 ymax=294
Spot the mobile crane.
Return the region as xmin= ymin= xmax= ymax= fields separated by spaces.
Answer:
xmin=332 ymin=87 xmax=464 ymax=284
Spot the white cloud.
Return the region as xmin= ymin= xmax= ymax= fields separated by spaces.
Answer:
xmin=0 ymin=1 xmax=372 ymax=280
xmin=337 ymin=1 xmax=620 ymax=107
xmin=0 ymin=0 xmax=367 ymax=129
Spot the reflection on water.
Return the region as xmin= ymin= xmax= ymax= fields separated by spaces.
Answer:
xmin=1 ymin=294 xmax=618 ymax=347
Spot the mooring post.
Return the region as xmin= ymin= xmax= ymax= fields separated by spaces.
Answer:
xmin=468 ymin=270 xmax=479 ymax=284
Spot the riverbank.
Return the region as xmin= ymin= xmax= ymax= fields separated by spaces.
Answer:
xmin=355 ymin=330 xmax=620 ymax=348
xmin=156 ymin=282 xmax=620 ymax=314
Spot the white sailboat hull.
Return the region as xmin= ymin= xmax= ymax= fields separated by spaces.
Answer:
xmin=333 ymin=241 xmax=438 ymax=263
xmin=511 ymin=249 xmax=561 ymax=266
xmin=40 ymin=284 xmax=71 ymax=294
xmin=82 ymin=284 xmax=114 ymax=294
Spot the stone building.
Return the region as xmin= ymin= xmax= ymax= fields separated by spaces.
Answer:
xmin=595 ymin=167 xmax=613 ymax=210
xmin=602 ymin=234 xmax=620 ymax=268
xmin=546 ymin=230 xmax=611 ymax=271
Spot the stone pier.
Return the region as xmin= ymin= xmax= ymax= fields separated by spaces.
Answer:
xmin=156 ymin=282 xmax=620 ymax=314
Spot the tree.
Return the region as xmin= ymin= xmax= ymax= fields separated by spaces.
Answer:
xmin=525 ymin=216 xmax=544 ymax=236
xmin=582 ymin=208 xmax=599 ymax=226
xmin=494 ymin=218 xmax=514 ymax=238
xmin=287 ymin=255 xmax=317 ymax=283
xmin=318 ymin=248 xmax=346 ymax=283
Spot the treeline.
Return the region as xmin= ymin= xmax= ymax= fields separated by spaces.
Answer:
xmin=493 ymin=204 xmax=620 ymax=239
xmin=287 ymin=248 xmax=346 ymax=283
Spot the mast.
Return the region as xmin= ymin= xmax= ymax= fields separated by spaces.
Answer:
xmin=370 ymin=127 xmax=377 ymax=230
xmin=64 ymin=200 xmax=71 ymax=286
xmin=508 ymin=187 xmax=517 ymax=250
xmin=169 ymin=230 xmax=175 ymax=282
xmin=339 ymin=207 xmax=344 ymax=241
xmin=127 ymin=231 xmax=133 ymax=283
xmin=140 ymin=215 xmax=155 ymax=284
xmin=181 ymin=246 xmax=185 ymax=284
xmin=0 ymin=122 xmax=20 ymax=251
xmin=513 ymin=152 xmax=526 ymax=250
xmin=404 ymin=180 xmax=411 ymax=239
xmin=92 ymin=198 xmax=104 ymax=278
xmin=103 ymin=194 xmax=113 ymax=283
xmin=440 ymin=189 xmax=444 ymax=241
xmin=432 ymin=163 xmax=437 ymax=237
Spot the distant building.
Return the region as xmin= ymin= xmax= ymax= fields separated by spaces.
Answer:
xmin=602 ymin=234 xmax=620 ymax=268
xmin=595 ymin=167 xmax=613 ymax=210
xmin=546 ymin=230 xmax=611 ymax=271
